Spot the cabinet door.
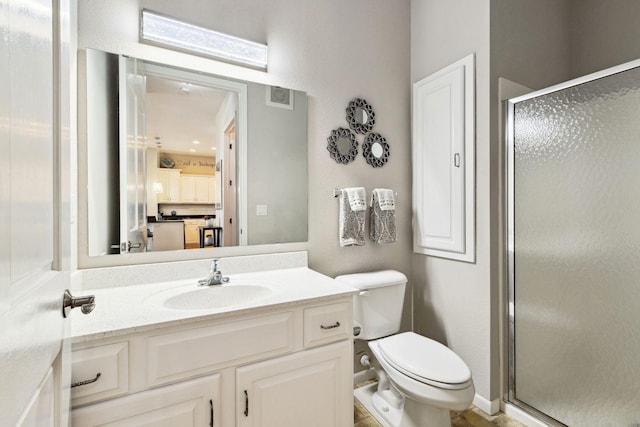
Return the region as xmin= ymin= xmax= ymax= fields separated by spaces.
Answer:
xmin=181 ymin=175 xmax=196 ymax=202
xmin=208 ymin=177 xmax=216 ymax=203
xmin=158 ymin=169 xmax=181 ymax=202
xmin=194 ymin=177 xmax=209 ymax=202
xmin=157 ymin=169 xmax=171 ymax=202
xmin=236 ymin=341 xmax=352 ymax=427
xmin=71 ymin=374 xmax=220 ymax=427
xmin=412 ymin=53 xmax=475 ymax=262
xmin=184 ymin=221 xmax=201 ymax=245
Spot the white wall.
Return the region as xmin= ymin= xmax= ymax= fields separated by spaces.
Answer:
xmin=410 ymin=0 xmax=496 ymax=402
xmin=78 ymin=0 xmax=413 ymax=326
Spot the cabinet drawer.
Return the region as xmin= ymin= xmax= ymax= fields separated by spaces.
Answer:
xmin=147 ymin=312 xmax=295 ymax=386
xmin=71 ymin=341 xmax=129 ymax=407
xmin=304 ymin=302 xmax=351 ymax=348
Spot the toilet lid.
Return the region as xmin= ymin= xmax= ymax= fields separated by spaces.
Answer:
xmin=378 ymin=332 xmax=472 ymax=388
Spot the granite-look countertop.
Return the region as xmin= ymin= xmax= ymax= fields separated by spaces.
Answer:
xmin=70 ymin=267 xmax=357 ymax=343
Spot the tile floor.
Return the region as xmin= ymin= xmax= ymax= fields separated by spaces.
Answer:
xmin=354 ymin=399 xmax=527 ymax=427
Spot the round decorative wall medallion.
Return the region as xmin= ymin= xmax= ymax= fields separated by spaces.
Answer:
xmin=346 ymin=98 xmax=375 ymax=134
xmin=327 ymin=127 xmax=359 ymax=164
xmin=362 ymin=133 xmax=390 ymax=168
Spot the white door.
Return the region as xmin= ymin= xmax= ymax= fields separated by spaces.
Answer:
xmin=0 ymin=0 xmax=73 ymax=425
xmin=119 ymin=55 xmax=147 ymax=253
xmin=223 ymin=121 xmax=238 ymax=246
xmin=412 ymin=53 xmax=475 ymax=262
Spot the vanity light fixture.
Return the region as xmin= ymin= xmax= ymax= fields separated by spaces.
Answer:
xmin=140 ymin=9 xmax=268 ymax=69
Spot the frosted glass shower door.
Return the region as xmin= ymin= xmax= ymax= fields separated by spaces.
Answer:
xmin=507 ymin=64 xmax=640 ymax=426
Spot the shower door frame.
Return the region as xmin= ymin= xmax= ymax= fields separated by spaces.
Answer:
xmin=504 ymin=57 xmax=640 ymax=427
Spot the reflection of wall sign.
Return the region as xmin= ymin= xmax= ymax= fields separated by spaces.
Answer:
xmin=174 ymin=159 xmax=214 ymax=168
xmin=159 ymin=153 xmax=216 ymax=175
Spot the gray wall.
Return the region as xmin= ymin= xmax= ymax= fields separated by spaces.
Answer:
xmin=570 ymin=0 xmax=640 ymax=77
xmin=491 ymin=0 xmax=572 ymax=91
xmin=411 ymin=0 xmax=496 ymax=401
xmin=247 ymin=83 xmax=307 ymax=245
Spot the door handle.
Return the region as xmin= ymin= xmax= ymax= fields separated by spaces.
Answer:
xmin=62 ymin=289 xmax=96 ymax=318
xmin=128 ymin=241 xmax=143 ymax=251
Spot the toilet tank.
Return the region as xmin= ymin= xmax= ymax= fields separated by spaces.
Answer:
xmin=335 ymin=270 xmax=407 ymax=340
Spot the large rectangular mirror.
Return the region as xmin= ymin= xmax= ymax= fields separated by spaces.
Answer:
xmin=81 ymin=49 xmax=308 ymax=258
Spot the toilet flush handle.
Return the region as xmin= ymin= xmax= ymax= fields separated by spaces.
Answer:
xmin=358 ymin=291 xmax=369 ymax=296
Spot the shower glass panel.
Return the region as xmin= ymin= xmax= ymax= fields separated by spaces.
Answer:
xmin=507 ymin=63 xmax=640 ymax=426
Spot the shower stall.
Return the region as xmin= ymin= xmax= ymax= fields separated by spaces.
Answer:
xmin=506 ymin=60 xmax=640 ymax=426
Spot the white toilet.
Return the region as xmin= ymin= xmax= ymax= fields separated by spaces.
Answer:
xmin=335 ymin=270 xmax=475 ymax=427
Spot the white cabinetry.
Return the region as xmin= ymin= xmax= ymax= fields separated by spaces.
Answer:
xmin=70 ymin=299 xmax=352 ymax=426
xmin=208 ymin=176 xmax=218 ymax=205
xmin=412 ymin=53 xmax=475 ymax=262
xmin=181 ymin=175 xmax=213 ymax=203
xmin=184 ymin=219 xmax=205 ymax=245
xmin=157 ymin=168 xmax=181 ymax=202
xmin=72 ymin=374 xmax=220 ymax=427
xmin=236 ymin=341 xmax=351 ymax=427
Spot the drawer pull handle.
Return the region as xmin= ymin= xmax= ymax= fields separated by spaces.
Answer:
xmin=320 ymin=321 xmax=341 ymax=330
xmin=71 ymin=372 xmax=101 ymax=388
xmin=210 ymin=399 xmax=214 ymax=427
xmin=244 ymin=390 xmax=249 ymax=417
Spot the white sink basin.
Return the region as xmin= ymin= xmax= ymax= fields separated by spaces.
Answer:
xmin=158 ymin=284 xmax=272 ymax=310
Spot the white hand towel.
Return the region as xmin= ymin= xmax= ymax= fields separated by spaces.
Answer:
xmin=370 ymin=188 xmax=396 ymax=244
xmin=339 ymin=187 xmax=366 ymax=247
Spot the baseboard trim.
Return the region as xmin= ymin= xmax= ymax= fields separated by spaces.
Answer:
xmin=354 ymin=368 xmax=377 ymax=387
xmin=473 ymin=394 xmax=501 ymax=415
xmin=502 ymin=403 xmax=551 ymax=427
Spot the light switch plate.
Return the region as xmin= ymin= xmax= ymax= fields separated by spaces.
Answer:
xmin=256 ymin=205 xmax=268 ymax=216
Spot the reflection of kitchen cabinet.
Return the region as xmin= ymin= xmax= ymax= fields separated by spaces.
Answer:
xmin=71 ymin=299 xmax=353 ymax=426
xmin=181 ymin=175 xmax=212 ymax=203
xmin=208 ymin=177 xmax=216 ymax=205
xmin=157 ymin=168 xmax=181 ymax=202
xmin=184 ymin=219 xmax=205 ymax=245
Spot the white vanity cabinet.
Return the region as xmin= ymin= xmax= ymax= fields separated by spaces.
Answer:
xmin=70 ymin=297 xmax=353 ymax=427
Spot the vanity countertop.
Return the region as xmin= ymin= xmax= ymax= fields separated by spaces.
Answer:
xmin=70 ymin=267 xmax=357 ymax=343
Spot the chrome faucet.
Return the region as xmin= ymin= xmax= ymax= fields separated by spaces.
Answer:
xmin=198 ymin=259 xmax=229 ymax=286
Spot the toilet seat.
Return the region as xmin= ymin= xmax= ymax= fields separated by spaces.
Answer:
xmin=377 ymin=332 xmax=472 ymax=390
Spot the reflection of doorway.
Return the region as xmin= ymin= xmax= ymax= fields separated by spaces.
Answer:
xmin=224 ymin=119 xmax=237 ymax=246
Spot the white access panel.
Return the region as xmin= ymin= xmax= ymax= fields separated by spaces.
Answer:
xmin=412 ymin=53 xmax=475 ymax=262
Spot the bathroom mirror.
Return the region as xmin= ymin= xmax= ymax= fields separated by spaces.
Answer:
xmin=327 ymin=127 xmax=358 ymax=164
xmin=346 ymin=98 xmax=375 ymax=134
xmin=81 ymin=48 xmax=308 ymax=258
xmin=362 ymin=133 xmax=390 ymax=168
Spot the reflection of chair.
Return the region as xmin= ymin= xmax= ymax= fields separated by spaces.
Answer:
xmin=198 ymin=226 xmax=223 ymax=248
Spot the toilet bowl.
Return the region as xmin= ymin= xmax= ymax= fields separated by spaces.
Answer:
xmin=336 ymin=271 xmax=475 ymax=427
